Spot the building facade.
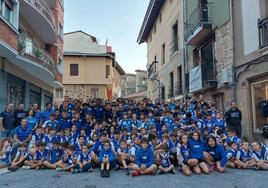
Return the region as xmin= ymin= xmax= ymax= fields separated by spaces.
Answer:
xmin=63 ymin=31 xmax=125 ymax=101
xmin=138 ymin=0 xmax=184 ymax=102
xmin=232 ymin=0 xmax=268 ymax=141
xmin=121 ymin=70 xmax=147 ymax=100
xmin=0 ymin=0 xmax=64 ymax=110
xmin=184 ymin=0 xmax=233 ymax=111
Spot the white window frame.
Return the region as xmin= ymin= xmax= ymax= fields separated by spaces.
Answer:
xmin=251 ymin=79 xmax=268 ymax=133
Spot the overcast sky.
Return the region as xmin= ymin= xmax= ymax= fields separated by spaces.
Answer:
xmin=64 ymin=0 xmax=150 ymax=73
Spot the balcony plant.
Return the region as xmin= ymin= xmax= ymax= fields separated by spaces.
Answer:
xmin=18 ymin=41 xmax=26 ymax=55
xmin=34 ymin=48 xmax=43 ymax=59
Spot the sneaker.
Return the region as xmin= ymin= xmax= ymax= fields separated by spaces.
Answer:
xmin=89 ymin=167 xmax=93 ymax=172
xmin=125 ymin=168 xmax=130 ymax=175
xmin=114 ymin=164 xmax=120 ymax=171
xmin=7 ymin=166 xmax=19 ymax=172
xmin=209 ymin=164 xmax=216 ymax=172
xmin=157 ymin=169 xmax=161 ymax=174
xmin=151 ymin=170 xmax=156 ymax=176
xmin=22 ymin=166 xmax=31 ymax=170
xmin=56 ymin=167 xmax=62 ymax=172
xmin=72 ymin=169 xmax=80 ymax=174
xmin=132 ymin=170 xmax=140 ymax=177
xmin=171 ymin=169 xmax=176 ymax=174
xmin=105 ymin=170 xmax=110 ymax=177
xmin=100 ymin=170 xmax=105 ymax=177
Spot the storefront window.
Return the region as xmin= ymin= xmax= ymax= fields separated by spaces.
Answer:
xmin=252 ymin=80 xmax=268 ymax=132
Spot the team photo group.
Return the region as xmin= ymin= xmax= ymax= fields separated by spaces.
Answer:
xmin=0 ymin=95 xmax=268 ymax=178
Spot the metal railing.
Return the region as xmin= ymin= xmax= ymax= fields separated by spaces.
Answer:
xmin=258 ymin=17 xmax=268 ymax=49
xmin=25 ymin=0 xmax=56 ymax=31
xmin=148 ymin=61 xmax=157 ymax=78
xmin=175 ymin=81 xmax=183 ymax=95
xmin=201 ymin=61 xmax=216 ymax=82
xmin=185 ymin=1 xmax=213 ymax=39
xmin=170 ymin=39 xmax=178 ymax=55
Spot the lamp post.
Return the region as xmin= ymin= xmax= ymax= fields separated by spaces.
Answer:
xmin=146 ymin=57 xmax=161 ymax=101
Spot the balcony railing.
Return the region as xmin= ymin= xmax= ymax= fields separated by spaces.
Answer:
xmin=200 ymin=61 xmax=216 ymax=82
xmin=185 ymin=1 xmax=213 ymax=40
xmin=25 ymin=0 xmax=56 ymax=31
xmin=148 ymin=61 xmax=157 ymax=79
xmin=168 ymin=86 xmax=174 ymax=98
xmin=175 ymin=81 xmax=183 ymax=95
xmin=170 ymin=39 xmax=179 ymax=55
xmin=18 ymin=39 xmax=60 ymax=76
xmin=258 ymin=17 xmax=268 ymax=49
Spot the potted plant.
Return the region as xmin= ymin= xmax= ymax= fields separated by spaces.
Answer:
xmin=34 ymin=48 xmax=43 ymax=59
xmin=18 ymin=41 xmax=26 ymax=55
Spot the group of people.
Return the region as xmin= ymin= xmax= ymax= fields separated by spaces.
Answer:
xmin=0 ymin=95 xmax=268 ymax=178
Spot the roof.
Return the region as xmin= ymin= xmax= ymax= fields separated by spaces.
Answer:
xmin=123 ymin=90 xmax=147 ymax=99
xmin=135 ymin=69 xmax=147 ymax=73
xmin=64 ymin=51 xmax=115 ymax=58
xmin=114 ymin=61 xmax=126 ymax=75
xmin=64 ymin=30 xmax=97 ymax=43
xmin=137 ymin=0 xmax=165 ymax=44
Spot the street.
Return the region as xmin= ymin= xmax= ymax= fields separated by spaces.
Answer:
xmin=0 ymin=168 xmax=268 ymax=188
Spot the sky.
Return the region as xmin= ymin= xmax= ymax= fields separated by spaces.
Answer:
xmin=64 ymin=0 xmax=150 ymax=73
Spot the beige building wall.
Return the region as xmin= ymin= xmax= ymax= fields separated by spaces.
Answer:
xmin=112 ymin=66 xmax=123 ymax=98
xmin=146 ymin=0 xmax=184 ymax=101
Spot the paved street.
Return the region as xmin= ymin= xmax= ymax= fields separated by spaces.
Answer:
xmin=0 ymin=168 xmax=268 ymax=188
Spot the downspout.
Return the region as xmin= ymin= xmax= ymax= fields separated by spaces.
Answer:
xmin=230 ymin=0 xmax=236 ymax=102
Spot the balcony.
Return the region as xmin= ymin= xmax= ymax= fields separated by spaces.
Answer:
xmin=16 ymin=38 xmax=63 ymax=87
xmin=168 ymin=86 xmax=174 ymax=99
xmin=170 ymin=40 xmax=178 ymax=55
xmin=258 ymin=17 xmax=268 ymax=49
xmin=175 ymin=81 xmax=183 ymax=95
xmin=189 ymin=61 xmax=217 ymax=92
xmin=19 ymin=0 xmax=56 ymax=44
xmin=147 ymin=61 xmax=158 ymax=79
xmin=184 ymin=2 xmax=213 ymax=45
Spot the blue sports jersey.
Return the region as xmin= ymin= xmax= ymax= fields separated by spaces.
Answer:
xmin=251 ymin=146 xmax=268 ymax=161
xmin=59 ymin=119 xmax=72 ymax=131
xmin=205 ymin=144 xmax=227 ymax=167
xmin=135 ymin=146 xmax=154 ymax=168
xmin=77 ymin=151 xmax=92 ymax=163
xmin=15 ymin=125 xmax=31 ymax=142
xmin=226 ymin=148 xmax=238 ymax=160
xmin=189 ymin=139 xmax=205 ymax=160
xmin=48 ymin=148 xmax=62 ymax=163
xmin=119 ymin=119 xmax=133 ymax=132
xmin=42 ymin=135 xmax=58 ymax=149
xmin=35 ymin=149 xmax=48 ymax=160
xmin=159 ymin=152 xmax=171 ymax=168
xmin=179 ymin=144 xmax=190 ymax=164
xmin=236 ymin=149 xmax=252 ymax=162
xmin=162 ymin=116 xmax=174 ymax=132
xmin=213 ymin=118 xmax=225 ymax=129
xmin=0 ymin=146 xmax=12 ymax=164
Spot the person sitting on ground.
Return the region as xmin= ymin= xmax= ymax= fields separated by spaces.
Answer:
xmin=99 ymin=141 xmax=116 ymax=177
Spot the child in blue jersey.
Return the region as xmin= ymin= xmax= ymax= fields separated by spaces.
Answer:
xmin=130 ymin=137 xmax=157 ymax=177
xmin=251 ymin=142 xmax=268 ymax=170
xmin=177 ymin=134 xmax=192 ymax=176
xmin=74 ymin=136 xmax=86 ymax=152
xmin=168 ymin=132 xmax=179 ymax=165
xmin=76 ymin=144 xmax=93 ymax=173
xmin=204 ymin=135 xmax=227 ymax=173
xmin=57 ymin=145 xmax=79 ymax=173
xmin=60 ymin=128 xmax=74 ymax=145
xmin=42 ymin=113 xmax=60 ymax=131
xmin=235 ymin=141 xmax=256 ymax=169
xmin=9 ymin=143 xmax=30 ymax=170
xmin=0 ymin=139 xmax=12 ymax=169
xmin=130 ymin=136 xmax=141 ymax=163
xmin=32 ymin=141 xmax=49 ymax=169
xmin=226 ymin=141 xmax=238 ymax=168
xmin=99 ymin=141 xmax=116 ymax=177
xmin=119 ymin=113 xmax=132 ymax=133
xmin=43 ymin=141 xmax=62 ymax=169
xmin=189 ymin=131 xmax=209 ymax=174
xmin=213 ymin=112 xmax=225 ymax=130
xmin=77 ymin=127 xmax=90 ymax=145
xmin=42 ymin=127 xmax=58 ymax=150
xmin=111 ymin=130 xmax=121 ymax=154
xmin=59 ymin=111 xmax=72 ymax=131
xmin=29 ymin=126 xmax=44 ymax=149
xmin=203 ymin=113 xmax=214 ymax=133
xmin=226 ymin=129 xmax=241 ymax=148
xmin=156 ymin=143 xmax=175 ymax=174
xmin=70 ymin=125 xmax=79 ymax=142
xmin=117 ymin=139 xmax=131 ymax=175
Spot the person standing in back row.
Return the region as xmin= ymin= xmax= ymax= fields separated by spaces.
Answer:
xmin=225 ymin=101 xmax=242 ymax=138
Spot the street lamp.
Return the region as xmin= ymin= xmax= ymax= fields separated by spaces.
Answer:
xmin=146 ymin=57 xmax=161 ymax=101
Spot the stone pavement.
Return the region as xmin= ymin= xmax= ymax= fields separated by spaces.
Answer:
xmin=0 ymin=168 xmax=268 ymax=188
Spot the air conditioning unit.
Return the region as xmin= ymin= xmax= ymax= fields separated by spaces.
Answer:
xmin=222 ymin=68 xmax=229 ymax=84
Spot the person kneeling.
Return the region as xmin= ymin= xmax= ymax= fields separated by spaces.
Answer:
xmin=129 ymin=137 xmax=157 ymax=177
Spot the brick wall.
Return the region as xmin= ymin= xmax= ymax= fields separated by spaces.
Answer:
xmin=0 ymin=19 xmax=18 ymax=50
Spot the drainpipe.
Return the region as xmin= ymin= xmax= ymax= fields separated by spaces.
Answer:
xmin=230 ymin=0 xmax=236 ymax=102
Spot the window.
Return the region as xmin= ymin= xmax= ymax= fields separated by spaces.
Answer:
xmin=149 ymin=33 xmax=152 ymax=42
xmin=171 ymin=22 xmax=178 ymax=54
xmin=161 ymin=43 xmax=165 ymax=65
xmin=176 ymin=66 xmax=183 ymax=95
xmin=106 ymin=65 xmax=110 ymax=78
xmin=57 ymin=57 xmax=63 ymax=73
xmin=91 ymin=88 xmax=99 ymax=98
xmin=154 ymin=24 xmax=157 ymax=34
xmin=55 ymin=88 xmax=63 ymax=99
xmin=70 ymin=64 xmax=78 ymax=76
xmin=251 ymin=80 xmax=268 ymax=132
xmin=59 ymin=23 xmax=63 ymax=39
xmin=159 ymin=12 xmax=162 ymax=23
